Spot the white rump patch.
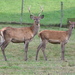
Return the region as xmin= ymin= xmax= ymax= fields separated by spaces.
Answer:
xmin=0 ymin=31 xmax=5 ymax=45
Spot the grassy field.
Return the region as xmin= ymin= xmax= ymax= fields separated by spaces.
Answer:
xmin=0 ymin=0 xmax=75 ymax=75
xmin=0 ymin=24 xmax=75 ymax=75
xmin=0 ymin=0 xmax=75 ymax=25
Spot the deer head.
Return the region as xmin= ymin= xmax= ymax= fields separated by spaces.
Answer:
xmin=30 ymin=15 xmax=44 ymax=25
xmin=69 ymin=21 xmax=75 ymax=29
xmin=28 ymin=6 xmax=44 ymax=25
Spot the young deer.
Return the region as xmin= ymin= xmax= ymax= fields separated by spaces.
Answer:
xmin=0 ymin=7 xmax=44 ymax=61
xmin=36 ymin=21 xmax=74 ymax=61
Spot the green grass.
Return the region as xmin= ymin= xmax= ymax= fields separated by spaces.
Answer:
xmin=0 ymin=60 xmax=75 ymax=75
xmin=0 ymin=24 xmax=75 ymax=75
xmin=0 ymin=0 xmax=75 ymax=25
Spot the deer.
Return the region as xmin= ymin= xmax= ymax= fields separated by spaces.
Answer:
xmin=0 ymin=7 xmax=44 ymax=61
xmin=36 ymin=21 xmax=74 ymax=61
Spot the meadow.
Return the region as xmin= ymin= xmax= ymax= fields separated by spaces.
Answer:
xmin=0 ymin=0 xmax=75 ymax=75
xmin=0 ymin=0 xmax=75 ymax=25
xmin=0 ymin=24 xmax=75 ymax=75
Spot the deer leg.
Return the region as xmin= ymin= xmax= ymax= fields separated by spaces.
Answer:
xmin=41 ymin=42 xmax=47 ymax=61
xmin=36 ymin=43 xmax=43 ymax=61
xmin=1 ymin=41 xmax=9 ymax=61
xmin=24 ymin=40 xmax=29 ymax=61
xmin=61 ymin=42 xmax=65 ymax=60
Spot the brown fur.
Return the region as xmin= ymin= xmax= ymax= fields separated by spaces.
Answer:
xmin=2 ymin=27 xmax=34 ymax=43
xmin=39 ymin=30 xmax=68 ymax=44
xmin=0 ymin=15 xmax=44 ymax=61
xmin=36 ymin=21 xmax=74 ymax=61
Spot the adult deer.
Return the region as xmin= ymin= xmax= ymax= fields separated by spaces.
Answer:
xmin=0 ymin=7 xmax=44 ymax=61
xmin=36 ymin=21 xmax=74 ymax=61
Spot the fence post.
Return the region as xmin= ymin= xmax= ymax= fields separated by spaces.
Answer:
xmin=60 ymin=2 xmax=63 ymax=27
xmin=20 ymin=0 xmax=24 ymax=25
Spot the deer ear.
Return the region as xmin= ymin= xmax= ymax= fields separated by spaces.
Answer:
xmin=40 ymin=15 xmax=44 ymax=19
xmin=30 ymin=15 xmax=34 ymax=19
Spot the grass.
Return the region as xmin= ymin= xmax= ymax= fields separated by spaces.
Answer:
xmin=0 ymin=24 xmax=75 ymax=75
xmin=0 ymin=0 xmax=75 ymax=25
xmin=0 ymin=60 xmax=75 ymax=75
xmin=0 ymin=0 xmax=75 ymax=74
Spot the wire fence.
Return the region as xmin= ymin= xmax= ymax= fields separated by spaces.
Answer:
xmin=0 ymin=1 xmax=75 ymax=27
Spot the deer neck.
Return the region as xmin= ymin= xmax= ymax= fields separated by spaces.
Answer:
xmin=31 ymin=23 xmax=40 ymax=36
xmin=67 ymin=26 xmax=73 ymax=39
